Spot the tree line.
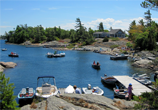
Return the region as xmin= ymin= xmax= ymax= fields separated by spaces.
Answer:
xmin=1 ymin=18 xmax=100 ymax=45
xmin=128 ymin=9 xmax=158 ymax=50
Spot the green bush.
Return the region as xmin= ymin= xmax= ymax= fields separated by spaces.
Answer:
xmin=126 ymin=42 xmax=133 ymax=48
xmin=103 ymin=37 xmax=109 ymax=42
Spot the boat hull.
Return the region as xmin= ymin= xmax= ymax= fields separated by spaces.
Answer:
xmin=101 ymin=76 xmax=117 ymax=85
xmin=92 ymin=64 xmax=100 ymax=69
xmin=110 ymin=55 xmax=128 ymax=60
xmin=8 ymin=54 xmax=19 ymax=57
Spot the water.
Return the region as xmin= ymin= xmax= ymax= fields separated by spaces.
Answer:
xmin=0 ymin=40 xmax=154 ymax=101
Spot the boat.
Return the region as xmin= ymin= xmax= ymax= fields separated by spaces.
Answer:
xmin=92 ymin=64 xmax=100 ymax=69
xmin=2 ymin=48 xmax=7 ymax=51
xmin=113 ymin=87 xmax=128 ymax=99
xmin=110 ymin=54 xmax=128 ymax=60
xmin=53 ymin=50 xmax=62 ymax=57
xmin=82 ymin=84 xmax=104 ymax=95
xmin=36 ymin=76 xmax=58 ymax=98
xmin=46 ymin=52 xmax=54 ymax=58
xmin=132 ymin=73 xmax=150 ymax=79
xmin=8 ymin=52 xmax=19 ymax=57
xmin=101 ymin=74 xmax=117 ymax=85
xmin=18 ymin=87 xmax=35 ymax=101
xmin=59 ymin=51 xmax=65 ymax=57
xmin=132 ymin=74 xmax=152 ymax=86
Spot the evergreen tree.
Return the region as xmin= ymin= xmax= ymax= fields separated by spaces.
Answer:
xmin=141 ymin=0 xmax=158 ymax=11
xmin=0 ymin=72 xmax=18 ymax=109
xmin=144 ymin=10 xmax=152 ymax=27
xmin=99 ymin=22 xmax=104 ymax=31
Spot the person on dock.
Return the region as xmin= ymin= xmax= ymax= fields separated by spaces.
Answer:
xmin=73 ymin=85 xmax=81 ymax=94
xmin=127 ymin=83 xmax=133 ymax=101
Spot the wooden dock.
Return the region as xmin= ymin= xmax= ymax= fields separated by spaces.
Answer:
xmin=113 ymin=75 xmax=152 ymax=96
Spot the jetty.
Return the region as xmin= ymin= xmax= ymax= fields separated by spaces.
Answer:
xmin=113 ymin=75 xmax=152 ymax=96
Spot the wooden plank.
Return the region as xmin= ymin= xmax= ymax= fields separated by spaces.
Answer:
xmin=113 ymin=75 xmax=152 ymax=96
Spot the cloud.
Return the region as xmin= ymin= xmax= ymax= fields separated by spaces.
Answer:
xmin=48 ymin=7 xmax=57 ymax=10
xmin=0 ymin=26 xmax=13 ymax=28
xmin=32 ymin=8 xmax=40 ymax=10
xmin=4 ymin=8 xmax=13 ymax=10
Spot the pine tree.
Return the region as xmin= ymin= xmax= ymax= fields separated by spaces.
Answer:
xmin=0 ymin=72 xmax=18 ymax=109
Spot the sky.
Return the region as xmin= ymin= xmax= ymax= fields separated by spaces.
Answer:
xmin=0 ymin=0 xmax=158 ymax=35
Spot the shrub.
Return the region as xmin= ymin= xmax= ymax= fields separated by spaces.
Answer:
xmin=103 ymin=37 xmax=109 ymax=42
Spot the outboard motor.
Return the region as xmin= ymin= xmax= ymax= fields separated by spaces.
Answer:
xmin=88 ymin=84 xmax=91 ymax=90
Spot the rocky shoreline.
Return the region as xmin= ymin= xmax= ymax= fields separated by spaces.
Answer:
xmin=0 ymin=62 xmax=17 ymax=72
xmin=21 ymin=94 xmax=138 ymax=110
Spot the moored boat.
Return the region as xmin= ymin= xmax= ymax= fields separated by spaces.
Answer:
xmin=110 ymin=54 xmax=128 ymax=60
xmin=82 ymin=84 xmax=104 ymax=95
xmin=101 ymin=74 xmax=117 ymax=85
xmin=18 ymin=87 xmax=35 ymax=101
xmin=2 ymin=48 xmax=7 ymax=51
xmin=8 ymin=52 xmax=19 ymax=57
xmin=46 ymin=52 xmax=54 ymax=58
xmin=59 ymin=51 xmax=66 ymax=57
xmin=36 ymin=76 xmax=58 ymax=98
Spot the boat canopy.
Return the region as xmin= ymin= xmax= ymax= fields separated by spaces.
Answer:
xmin=37 ymin=76 xmax=55 ymax=80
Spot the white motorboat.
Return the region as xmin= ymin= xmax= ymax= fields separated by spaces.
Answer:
xmin=18 ymin=87 xmax=35 ymax=101
xmin=101 ymin=74 xmax=117 ymax=85
xmin=110 ymin=54 xmax=128 ymax=60
xmin=2 ymin=48 xmax=7 ymax=51
xmin=82 ymin=84 xmax=104 ymax=95
xmin=36 ymin=76 xmax=58 ymax=98
xmin=60 ymin=52 xmax=66 ymax=57
xmin=132 ymin=73 xmax=150 ymax=79
xmin=46 ymin=52 xmax=54 ymax=58
xmin=132 ymin=74 xmax=152 ymax=85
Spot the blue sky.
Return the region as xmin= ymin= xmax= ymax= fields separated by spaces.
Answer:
xmin=0 ymin=0 xmax=158 ymax=35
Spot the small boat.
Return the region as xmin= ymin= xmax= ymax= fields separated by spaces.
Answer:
xmin=101 ymin=74 xmax=117 ymax=85
xmin=59 ymin=52 xmax=65 ymax=57
xmin=8 ymin=52 xmax=19 ymax=57
xmin=92 ymin=64 xmax=100 ymax=69
xmin=82 ymin=84 xmax=104 ymax=95
xmin=46 ymin=52 xmax=54 ymax=58
xmin=132 ymin=74 xmax=152 ymax=86
xmin=132 ymin=73 xmax=150 ymax=79
xmin=53 ymin=50 xmax=62 ymax=57
xmin=36 ymin=76 xmax=59 ymax=98
xmin=18 ymin=87 xmax=35 ymax=101
xmin=110 ymin=54 xmax=128 ymax=60
xmin=2 ymin=48 xmax=7 ymax=51
xmin=113 ymin=88 xmax=128 ymax=99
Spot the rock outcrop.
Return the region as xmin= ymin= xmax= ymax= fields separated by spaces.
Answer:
xmin=20 ymin=94 xmax=138 ymax=110
xmin=0 ymin=62 xmax=17 ymax=72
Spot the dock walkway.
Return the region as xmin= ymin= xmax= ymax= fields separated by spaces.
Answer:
xmin=113 ymin=75 xmax=152 ymax=96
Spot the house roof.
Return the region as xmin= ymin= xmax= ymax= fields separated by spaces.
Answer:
xmin=93 ymin=32 xmax=106 ymax=34
xmin=107 ymin=29 xmax=123 ymax=34
xmin=93 ymin=29 xmax=125 ymax=35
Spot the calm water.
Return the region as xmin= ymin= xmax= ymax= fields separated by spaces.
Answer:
xmin=0 ymin=40 xmax=154 ymax=101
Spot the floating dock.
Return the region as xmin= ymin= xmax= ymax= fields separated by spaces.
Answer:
xmin=113 ymin=75 xmax=152 ymax=96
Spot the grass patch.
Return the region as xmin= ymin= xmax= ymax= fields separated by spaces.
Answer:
xmin=110 ymin=45 xmax=119 ymax=49
xmin=109 ymin=37 xmax=120 ymax=41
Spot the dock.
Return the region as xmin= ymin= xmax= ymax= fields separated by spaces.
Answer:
xmin=113 ymin=75 xmax=152 ymax=96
